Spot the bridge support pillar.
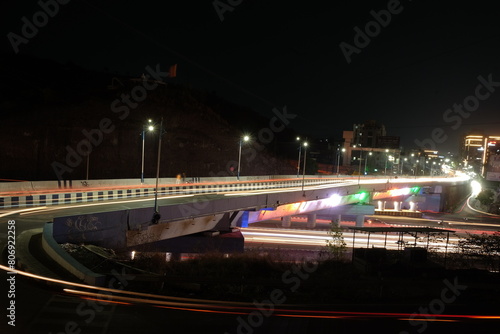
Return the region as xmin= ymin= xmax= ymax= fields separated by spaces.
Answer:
xmin=355 ymin=215 xmax=365 ymax=227
xmin=378 ymin=200 xmax=385 ymax=211
xmin=282 ymin=215 xmax=292 ymax=228
xmin=331 ymin=214 xmax=341 ymax=227
xmin=409 ymin=201 xmax=418 ymax=211
xmin=394 ymin=201 xmax=401 ymax=211
xmin=307 ymin=214 xmax=316 ymax=228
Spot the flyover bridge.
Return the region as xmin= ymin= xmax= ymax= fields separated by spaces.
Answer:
xmin=0 ymin=175 xmax=471 ymax=253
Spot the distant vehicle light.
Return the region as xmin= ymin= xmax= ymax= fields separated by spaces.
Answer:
xmin=471 ymin=180 xmax=481 ymax=196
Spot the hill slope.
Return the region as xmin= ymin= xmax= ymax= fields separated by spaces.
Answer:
xmin=0 ymin=55 xmax=297 ymax=181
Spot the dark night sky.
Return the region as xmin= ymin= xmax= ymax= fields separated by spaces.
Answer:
xmin=3 ymin=0 xmax=500 ymax=154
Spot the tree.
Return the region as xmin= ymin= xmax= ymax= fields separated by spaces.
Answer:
xmin=325 ymin=221 xmax=347 ymax=261
xmin=457 ymin=232 xmax=500 ymax=271
xmin=476 ymin=189 xmax=495 ymax=207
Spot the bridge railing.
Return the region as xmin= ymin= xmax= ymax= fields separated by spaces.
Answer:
xmin=0 ymin=174 xmax=443 ymax=193
xmin=0 ymin=174 xmax=465 ymax=209
xmin=0 ymin=176 xmax=357 ymax=209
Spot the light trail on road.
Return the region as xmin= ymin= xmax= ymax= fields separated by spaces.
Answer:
xmin=10 ymin=194 xmax=195 ymax=217
xmin=241 ymin=226 xmax=462 ymax=252
xmin=1 ymin=263 xmax=499 ymax=327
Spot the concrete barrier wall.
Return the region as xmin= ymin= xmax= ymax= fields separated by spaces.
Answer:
xmin=0 ymin=174 xmax=404 ymax=193
xmin=0 ymin=177 xmax=350 ymax=209
xmin=0 ymin=176 xmax=273 ymax=192
xmin=52 ymin=210 xmax=129 ymax=250
xmin=42 ymin=223 xmax=106 ymax=286
xmin=0 ymin=176 xmax=463 ymax=210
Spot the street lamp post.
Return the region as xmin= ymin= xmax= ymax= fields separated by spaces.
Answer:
xmin=364 ymin=151 xmax=372 ymax=175
xmin=141 ymin=119 xmax=154 ymax=184
xmin=384 ymin=149 xmax=389 ymax=175
xmin=153 ymin=117 xmax=165 ymax=223
xmin=336 ymin=147 xmax=345 ymax=175
xmin=296 ymin=137 xmax=302 ymax=177
xmin=86 ymin=153 xmax=90 ymax=181
xmin=237 ymin=135 xmax=250 ymax=180
xmin=301 ymin=141 xmax=308 ymax=194
xmin=411 ymin=153 xmax=415 ymax=177
xmin=357 ymin=150 xmax=363 ymax=186
xmin=400 ymin=158 xmax=407 ymax=175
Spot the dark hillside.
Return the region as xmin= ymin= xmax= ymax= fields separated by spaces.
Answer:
xmin=0 ymin=55 xmax=297 ymax=181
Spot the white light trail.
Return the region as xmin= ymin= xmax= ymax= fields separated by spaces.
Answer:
xmin=18 ymin=194 xmax=195 ymax=216
xmin=241 ymin=227 xmax=461 ymax=252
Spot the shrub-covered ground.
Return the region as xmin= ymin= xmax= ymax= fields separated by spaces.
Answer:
xmin=62 ymin=244 xmax=500 ymax=308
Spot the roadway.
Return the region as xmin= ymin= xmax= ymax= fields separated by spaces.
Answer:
xmin=4 ymin=271 xmax=497 ymax=334
xmin=242 ymin=199 xmax=500 ymax=254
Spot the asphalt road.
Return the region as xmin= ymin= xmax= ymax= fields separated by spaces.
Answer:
xmin=1 ymin=270 xmax=499 ymax=334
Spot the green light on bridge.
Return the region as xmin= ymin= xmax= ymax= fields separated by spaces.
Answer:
xmin=355 ymin=191 xmax=369 ymax=202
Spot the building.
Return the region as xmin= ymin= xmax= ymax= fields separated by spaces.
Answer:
xmin=461 ymin=135 xmax=484 ymax=173
xmin=342 ymin=121 xmax=401 ymax=175
xmin=352 ymin=120 xmax=386 ymax=148
xmin=461 ymin=134 xmax=500 ymax=179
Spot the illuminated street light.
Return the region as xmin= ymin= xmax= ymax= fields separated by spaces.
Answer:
xmin=336 ymin=147 xmax=345 ymax=175
xmin=387 ymin=154 xmax=394 ymax=175
xmin=153 ymin=117 xmax=166 ymax=224
xmin=400 ymin=157 xmax=407 ymax=175
xmin=364 ymin=151 xmax=372 ymax=175
xmin=296 ymin=137 xmax=302 ymax=177
xmin=237 ymin=135 xmax=250 ymax=180
xmin=357 ymin=150 xmax=363 ymax=186
xmin=385 ymin=149 xmax=389 ymax=175
xmin=141 ymin=119 xmax=154 ymax=184
xmin=301 ymin=141 xmax=308 ymax=194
